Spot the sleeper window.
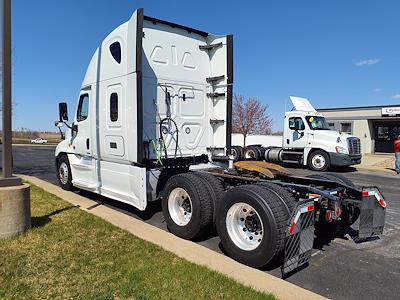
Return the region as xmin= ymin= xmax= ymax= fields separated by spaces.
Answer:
xmin=77 ymin=94 xmax=89 ymax=122
xmin=110 ymin=93 xmax=118 ymax=122
xmin=109 ymin=42 xmax=121 ymax=64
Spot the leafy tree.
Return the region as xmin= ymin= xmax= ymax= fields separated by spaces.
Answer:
xmin=232 ymin=94 xmax=272 ymax=146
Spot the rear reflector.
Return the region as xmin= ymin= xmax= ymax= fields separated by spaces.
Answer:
xmin=378 ymin=198 xmax=387 ymax=208
xmin=289 ymin=222 xmax=297 ymax=235
xmin=362 ymin=191 xmax=370 ymax=197
xmin=362 ymin=189 xmax=387 ymax=208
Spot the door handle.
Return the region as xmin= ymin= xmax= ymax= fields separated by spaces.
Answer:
xmin=86 ymin=138 xmax=90 ymax=150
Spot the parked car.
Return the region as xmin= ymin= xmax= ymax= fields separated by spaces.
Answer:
xmin=31 ymin=138 xmax=47 ymax=144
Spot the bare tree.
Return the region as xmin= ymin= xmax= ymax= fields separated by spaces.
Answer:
xmin=232 ymin=94 xmax=272 ymax=146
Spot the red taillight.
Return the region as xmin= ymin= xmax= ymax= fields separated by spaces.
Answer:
xmin=335 ymin=205 xmax=342 ymax=217
xmin=325 ymin=210 xmax=332 ymax=222
xmin=307 ymin=205 xmax=314 ymax=212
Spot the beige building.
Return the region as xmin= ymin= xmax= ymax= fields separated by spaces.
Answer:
xmin=318 ymin=105 xmax=400 ymax=154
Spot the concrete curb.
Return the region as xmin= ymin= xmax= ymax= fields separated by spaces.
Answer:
xmin=12 ymin=144 xmax=57 ymax=147
xmin=21 ymin=175 xmax=326 ymax=300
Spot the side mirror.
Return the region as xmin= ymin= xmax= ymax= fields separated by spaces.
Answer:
xmin=59 ymin=102 xmax=68 ymax=121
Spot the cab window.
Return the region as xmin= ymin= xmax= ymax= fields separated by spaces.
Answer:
xmin=77 ymin=94 xmax=89 ymax=122
xmin=110 ymin=92 xmax=118 ymax=122
xmin=288 ymin=117 xmax=305 ymax=130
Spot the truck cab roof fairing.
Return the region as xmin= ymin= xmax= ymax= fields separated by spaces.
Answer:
xmin=290 ymin=96 xmax=317 ymax=113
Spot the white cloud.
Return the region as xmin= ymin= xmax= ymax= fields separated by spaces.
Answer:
xmin=391 ymin=94 xmax=400 ymax=99
xmin=373 ymin=88 xmax=381 ymax=92
xmin=355 ymin=58 xmax=381 ymax=67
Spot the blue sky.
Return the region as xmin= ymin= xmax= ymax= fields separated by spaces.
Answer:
xmin=8 ymin=0 xmax=400 ymax=131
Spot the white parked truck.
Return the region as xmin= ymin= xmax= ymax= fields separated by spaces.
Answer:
xmin=55 ymin=8 xmax=386 ymax=276
xmin=232 ymin=96 xmax=362 ymax=171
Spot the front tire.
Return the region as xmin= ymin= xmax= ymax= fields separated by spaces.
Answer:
xmin=57 ymin=155 xmax=74 ymax=191
xmin=308 ymin=150 xmax=330 ymax=171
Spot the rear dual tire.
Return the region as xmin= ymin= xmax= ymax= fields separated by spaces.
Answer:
xmin=216 ymin=184 xmax=295 ymax=268
xmin=244 ymin=145 xmax=265 ymax=161
xmin=161 ymin=172 xmax=223 ymax=240
xmin=231 ymin=146 xmax=244 ymax=160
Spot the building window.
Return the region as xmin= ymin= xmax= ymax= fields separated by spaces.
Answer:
xmin=110 ymin=93 xmax=118 ymax=122
xmin=340 ymin=122 xmax=352 ymax=134
xmin=328 ymin=122 xmax=335 ymax=130
xmin=109 ymin=41 xmax=121 ymax=64
xmin=77 ymin=94 xmax=89 ymax=122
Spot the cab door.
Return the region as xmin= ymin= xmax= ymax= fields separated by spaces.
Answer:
xmin=69 ymin=90 xmax=97 ymax=189
xmin=72 ymin=92 xmax=91 ymax=155
xmin=286 ymin=116 xmax=309 ymax=148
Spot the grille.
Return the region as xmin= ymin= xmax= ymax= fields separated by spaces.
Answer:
xmin=347 ymin=137 xmax=361 ymax=155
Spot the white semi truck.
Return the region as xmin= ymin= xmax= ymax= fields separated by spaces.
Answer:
xmin=55 ymin=8 xmax=386 ymax=276
xmin=232 ymin=96 xmax=362 ymax=171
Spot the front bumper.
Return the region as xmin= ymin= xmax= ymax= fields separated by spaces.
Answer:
xmin=329 ymin=152 xmax=361 ymax=167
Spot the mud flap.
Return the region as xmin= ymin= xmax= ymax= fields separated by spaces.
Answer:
xmin=281 ymin=200 xmax=315 ymax=277
xmin=358 ymin=188 xmax=386 ymax=239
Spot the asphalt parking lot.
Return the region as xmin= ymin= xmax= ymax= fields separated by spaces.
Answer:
xmin=11 ymin=145 xmax=400 ymax=299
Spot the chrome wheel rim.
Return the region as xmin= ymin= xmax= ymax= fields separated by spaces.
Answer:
xmin=311 ymin=154 xmax=326 ymax=169
xmin=245 ymin=149 xmax=256 ymax=159
xmin=168 ymin=187 xmax=192 ymax=226
xmin=226 ymin=202 xmax=264 ymax=251
xmin=231 ymin=148 xmax=238 ymax=159
xmin=59 ymin=162 xmax=69 ymax=185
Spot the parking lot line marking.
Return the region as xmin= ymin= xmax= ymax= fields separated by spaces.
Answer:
xmin=311 ymin=250 xmax=321 ymax=257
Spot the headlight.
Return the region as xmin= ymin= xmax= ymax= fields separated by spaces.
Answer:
xmin=335 ymin=146 xmax=349 ymax=155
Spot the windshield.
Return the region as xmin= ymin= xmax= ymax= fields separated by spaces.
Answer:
xmin=305 ymin=116 xmax=330 ymax=130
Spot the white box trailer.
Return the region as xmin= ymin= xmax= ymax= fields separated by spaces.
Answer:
xmin=55 ymin=8 xmax=386 ymax=276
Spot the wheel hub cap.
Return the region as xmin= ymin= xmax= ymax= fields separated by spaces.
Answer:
xmin=312 ymin=154 xmax=325 ymax=169
xmin=59 ymin=162 xmax=69 ymax=185
xmin=226 ymin=202 xmax=264 ymax=251
xmin=168 ymin=187 xmax=193 ymax=226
